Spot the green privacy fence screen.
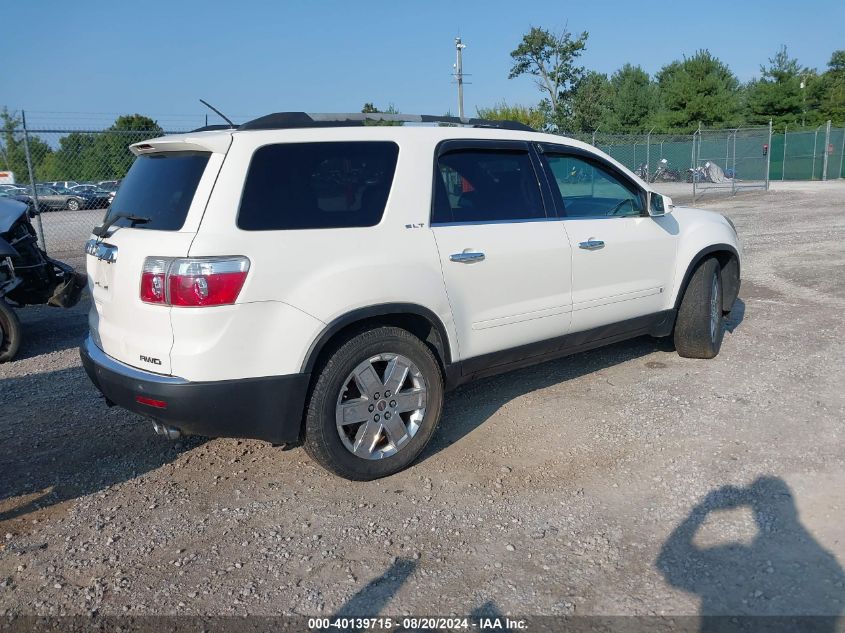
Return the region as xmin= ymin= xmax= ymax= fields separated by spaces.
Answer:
xmin=769 ymin=125 xmax=845 ymax=180
xmin=560 ymin=123 xmax=845 ymax=182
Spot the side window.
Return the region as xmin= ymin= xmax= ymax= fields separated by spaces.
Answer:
xmin=238 ymin=141 xmax=399 ymax=230
xmin=544 ymin=154 xmax=643 ymax=218
xmin=432 ymin=149 xmax=545 ymax=224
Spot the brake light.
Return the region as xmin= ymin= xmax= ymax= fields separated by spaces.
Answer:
xmin=140 ymin=257 xmax=250 ymax=307
xmin=140 ymin=258 xmax=169 ymax=304
xmin=169 ymin=258 xmax=249 ymax=306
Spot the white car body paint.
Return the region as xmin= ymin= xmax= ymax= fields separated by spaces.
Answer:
xmin=85 ymin=125 xmax=741 ymax=384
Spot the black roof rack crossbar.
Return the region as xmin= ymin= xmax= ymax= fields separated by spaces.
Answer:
xmin=236 ymin=112 xmax=535 ymax=132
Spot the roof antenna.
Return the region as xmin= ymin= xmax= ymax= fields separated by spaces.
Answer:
xmin=199 ymin=99 xmax=236 ymax=128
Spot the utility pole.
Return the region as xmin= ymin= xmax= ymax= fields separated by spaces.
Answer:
xmin=454 ymin=37 xmax=466 ymax=119
xmin=800 ymin=75 xmax=807 ymax=127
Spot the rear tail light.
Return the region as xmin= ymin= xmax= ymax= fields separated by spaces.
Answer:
xmin=169 ymin=258 xmax=249 ymax=306
xmin=140 ymin=258 xmax=169 ymax=304
xmin=140 ymin=256 xmax=249 ymax=307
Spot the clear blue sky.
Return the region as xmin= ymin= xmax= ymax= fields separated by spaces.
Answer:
xmin=3 ymin=0 xmax=844 ymax=129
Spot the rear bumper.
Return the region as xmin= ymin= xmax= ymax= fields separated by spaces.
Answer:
xmin=80 ymin=336 xmax=309 ymax=444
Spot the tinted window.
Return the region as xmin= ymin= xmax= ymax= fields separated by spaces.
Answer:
xmin=432 ymin=149 xmax=544 ymax=224
xmin=238 ymin=142 xmax=399 ymax=231
xmin=104 ymin=151 xmax=210 ymax=231
xmin=544 ymin=153 xmax=643 ymax=218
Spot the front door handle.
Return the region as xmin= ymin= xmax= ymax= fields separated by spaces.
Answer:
xmin=450 ymin=251 xmax=486 ymax=264
xmin=578 ymin=239 xmax=605 ymax=251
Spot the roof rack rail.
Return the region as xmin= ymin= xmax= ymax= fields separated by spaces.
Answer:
xmin=190 ymin=123 xmax=239 ymax=132
xmin=237 ymin=112 xmax=536 ymax=132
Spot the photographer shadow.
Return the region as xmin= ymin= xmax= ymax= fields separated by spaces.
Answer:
xmin=656 ymin=477 xmax=845 ymax=632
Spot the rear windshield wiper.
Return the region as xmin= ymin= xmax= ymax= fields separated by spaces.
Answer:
xmin=92 ymin=213 xmax=151 ymax=237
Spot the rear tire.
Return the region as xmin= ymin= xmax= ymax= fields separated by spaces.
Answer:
xmin=674 ymin=257 xmax=724 ymax=359
xmin=0 ymin=299 xmax=22 ymax=363
xmin=304 ymin=326 xmax=444 ymax=480
xmin=67 ymin=198 xmax=81 ymax=211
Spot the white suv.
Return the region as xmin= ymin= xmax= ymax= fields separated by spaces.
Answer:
xmin=81 ymin=112 xmax=741 ymax=480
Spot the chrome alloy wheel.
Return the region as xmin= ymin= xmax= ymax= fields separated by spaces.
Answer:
xmin=710 ymin=273 xmax=721 ymax=342
xmin=335 ymin=353 xmax=427 ymax=460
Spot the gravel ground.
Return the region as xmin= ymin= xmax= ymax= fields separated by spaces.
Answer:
xmin=1 ymin=181 xmax=844 ymax=621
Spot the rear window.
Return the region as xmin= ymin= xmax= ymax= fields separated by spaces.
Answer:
xmin=238 ymin=141 xmax=399 ymax=230
xmin=105 ymin=151 xmax=210 ymax=231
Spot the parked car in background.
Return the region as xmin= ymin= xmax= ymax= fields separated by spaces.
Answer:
xmin=0 ymin=185 xmax=29 ymax=197
xmin=71 ymin=184 xmax=115 ymax=206
xmin=45 ymin=180 xmax=81 ymax=190
xmin=15 ymin=185 xmax=107 ymax=211
xmin=95 ymin=181 xmax=121 ymax=201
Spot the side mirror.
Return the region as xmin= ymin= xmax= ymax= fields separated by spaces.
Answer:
xmin=647 ymin=192 xmax=674 ymax=217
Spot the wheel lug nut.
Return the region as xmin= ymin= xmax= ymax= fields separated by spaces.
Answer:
xmin=390 ymin=400 xmax=396 ymax=408
xmin=384 ymin=412 xmax=391 ymax=419
xmin=374 ymin=392 xmax=380 ymax=400
xmin=384 ymin=390 xmax=391 ymax=397
xmin=374 ymin=414 xmax=380 ymax=422
xmin=368 ymin=404 xmax=375 ymax=413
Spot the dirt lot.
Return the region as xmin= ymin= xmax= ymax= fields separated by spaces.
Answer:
xmin=1 ymin=181 xmax=844 ymax=622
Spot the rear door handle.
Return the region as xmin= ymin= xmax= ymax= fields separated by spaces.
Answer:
xmin=450 ymin=251 xmax=486 ymax=264
xmin=578 ymin=239 xmax=605 ymax=251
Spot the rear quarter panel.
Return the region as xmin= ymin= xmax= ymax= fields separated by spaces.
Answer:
xmin=184 ymin=129 xmax=457 ymax=379
xmin=87 ymin=151 xmax=227 ymax=375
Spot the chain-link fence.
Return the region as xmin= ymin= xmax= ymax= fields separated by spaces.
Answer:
xmin=1 ymin=125 xmax=186 ymax=268
xmin=566 ymin=122 xmax=843 ymax=196
xmin=580 ymin=132 xmax=693 ymax=185
xmin=769 ymin=123 xmax=845 ymax=181
xmin=2 ymin=117 xmax=843 ymax=265
xmin=691 ymin=125 xmax=772 ymax=197
xmin=562 ymin=127 xmax=775 ymax=200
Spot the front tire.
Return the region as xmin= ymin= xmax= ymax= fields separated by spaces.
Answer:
xmin=67 ymin=198 xmax=81 ymax=211
xmin=674 ymin=257 xmax=724 ymax=359
xmin=0 ymin=299 xmax=22 ymax=363
xmin=304 ymin=326 xmax=444 ymax=480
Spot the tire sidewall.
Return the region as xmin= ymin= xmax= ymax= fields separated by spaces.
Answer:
xmin=674 ymin=257 xmax=726 ymax=359
xmin=691 ymin=258 xmax=724 ymax=357
xmin=0 ymin=300 xmax=22 ymax=363
xmin=307 ymin=329 xmax=443 ymax=480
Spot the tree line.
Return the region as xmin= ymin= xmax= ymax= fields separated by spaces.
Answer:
xmin=479 ymin=27 xmax=845 ymax=134
xmin=0 ymin=110 xmax=163 ymax=183
xmin=4 ymin=28 xmax=843 ymax=185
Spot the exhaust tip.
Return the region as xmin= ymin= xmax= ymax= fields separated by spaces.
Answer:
xmin=152 ymin=421 xmax=182 ymax=440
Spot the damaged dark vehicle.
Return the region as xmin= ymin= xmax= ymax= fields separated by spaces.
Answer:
xmin=0 ymin=197 xmax=86 ymax=362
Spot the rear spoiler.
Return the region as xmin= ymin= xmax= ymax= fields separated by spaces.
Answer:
xmin=129 ymin=132 xmax=233 ymax=156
